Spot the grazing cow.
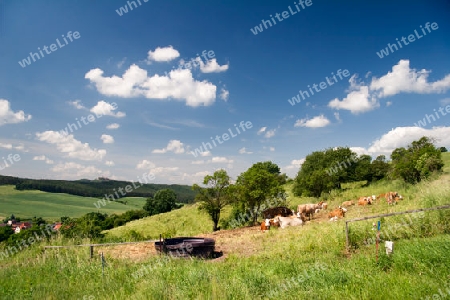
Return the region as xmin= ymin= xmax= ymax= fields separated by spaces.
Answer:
xmin=262 ymin=207 xmax=293 ymax=219
xmin=274 ymin=215 xmax=304 ymax=229
xmin=386 ymin=191 xmax=399 ymax=205
xmin=341 ymin=200 xmax=354 ymax=207
xmin=358 ymin=197 xmax=372 ymax=206
xmin=328 ymin=206 xmax=346 ymax=219
xmin=297 ymin=201 xmax=323 ymax=220
xmin=260 ymin=219 xmax=271 ymax=232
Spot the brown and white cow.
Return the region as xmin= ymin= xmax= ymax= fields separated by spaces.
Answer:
xmin=341 ymin=200 xmax=354 ymax=207
xmin=328 ymin=206 xmax=346 ymax=220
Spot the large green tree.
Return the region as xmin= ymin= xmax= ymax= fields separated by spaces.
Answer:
xmin=143 ymin=189 xmax=177 ymax=216
xmin=192 ymin=169 xmax=232 ymax=231
xmin=293 ymin=147 xmax=362 ymax=197
xmin=370 ymin=155 xmax=391 ymax=181
xmin=391 ymin=136 xmax=444 ymax=184
xmin=235 ymin=161 xmax=284 ymax=225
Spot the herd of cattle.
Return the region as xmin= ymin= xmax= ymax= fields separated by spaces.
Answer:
xmin=260 ymin=191 xmax=403 ymax=231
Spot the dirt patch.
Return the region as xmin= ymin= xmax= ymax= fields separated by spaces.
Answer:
xmin=96 ymin=242 xmax=157 ymax=262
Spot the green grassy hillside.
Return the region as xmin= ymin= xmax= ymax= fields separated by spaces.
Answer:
xmin=0 ymin=185 xmax=146 ymax=221
xmin=103 ymin=202 xmax=216 ymax=239
xmin=0 ymin=153 xmax=449 ymax=299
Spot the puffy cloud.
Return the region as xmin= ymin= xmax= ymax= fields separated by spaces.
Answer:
xmin=0 ymin=99 xmax=32 ymax=126
xmin=349 ymin=147 xmax=370 ymax=156
xmin=294 ymin=115 xmax=331 ymax=128
xmin=370 ymin=60 xmax=450 ymax=97
xmin=33 ymin=155 xmax=54 ymax=164
xmin=106 ymin=123 xmax=120 ymax=129
xmin=85 ymin=65 xmax=217 ymax=107
xmin=211 ymin=157 xmax=234 ymax=164
xmin=85 ymin=65 xmax=147 ymax=98
xmin=136 ymin=159 xmax=156 ymax=169
xmin=105 ymin=161 xmax=115 ymax=166
xmin=199 ymin=150 xmax=211 ymax=157
xmin=90 ymin=101 xmax=125 ymax=118
xmin=198 ymin=58 xmax=229 ymax=73
xmin=152 ymin=140 xmax=185 ymax=154
xmin=147 ymin=46 xmax=180 ymax=62
xmin=219 ymin=88 xmax=229 ymax=101
xmin=36 ymin=131 xmax=106 ymax=161
xmin=285 ymin=159 xmax=305 ymax=170
xmin=367 ymin=126 xmax=450 ymax=154
xmin=101 ymin=134 xmax=114 ymax=144
xmin=328 ymin=75 xmax=378 ymax=114
xmin=328 ymin=60 xmax=450 ymax=114
xmin=0 ymin=143 xmax=12 ymax=149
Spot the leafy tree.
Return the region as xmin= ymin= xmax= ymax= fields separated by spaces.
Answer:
xmin=439 ymin=147 xmax=448 ymax=152
xmin=0 ymin=226 xmax=13 ymax=243
xmin=370 ymin=155 xmax=390 ymax=181
xmin=192 ymin=169 xmax=232 ymax=231
xmin=32 ymin=216 xmax=46 ymax=226
xmin=391 ymin=136 xmax=444 ymax=183
xmin=235 ymin=162 xmax=284 ymax=225
xmin=143 ymin=189 xmax=177 ymax=216
xmin=293 ymin=147 xmax=361 ymax=197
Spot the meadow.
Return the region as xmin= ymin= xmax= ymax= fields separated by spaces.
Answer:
xmin=0 ymin=185 xmax=146 ymax=221
xmin=0 ymin=154 xmax=449 ymax=299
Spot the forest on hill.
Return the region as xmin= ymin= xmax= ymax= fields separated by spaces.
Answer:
xmin=0 ymin=175 xmax=197 ymax=203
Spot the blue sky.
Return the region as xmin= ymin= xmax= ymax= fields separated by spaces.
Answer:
xmin=1 ymin=0 xmax=450 ymax=184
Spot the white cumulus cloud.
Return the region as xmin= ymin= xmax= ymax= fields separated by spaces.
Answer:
xmin=294 ymin=115 xmax=331 ymax=128
xmin=33 ymin=155 xmax=54 ymax=164
xmin=0 ymin=99 xmax=32 ymax=126
xmin=136 ymin=159 xmax=156 ymax=169
xmin=85 ymin=65 xmax=217 ymax=107
xmin=106 ymin=123 xmax=120 ymax=129
xmin=197 ymin=58 xmax=229 ymax=73
xmin=90 ymin=101 xmax=125 ymax=118
xmin=152 ymin=140 xmax=185 ymax=154
xmin=147 ymin=46 xmax=180 ymax=62
xmin=101 ymin=134 xmax=114 ymax=144
xmin=36 ymin=131 xmax=106 ymax=161
xmin=328 ymin=60 xmax=450 ymax=114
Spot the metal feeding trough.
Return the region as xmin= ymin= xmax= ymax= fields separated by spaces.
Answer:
xmin=155 ymin=237 xmax=216 ymax=258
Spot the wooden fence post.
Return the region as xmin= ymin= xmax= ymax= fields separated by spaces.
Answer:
xmin=345 ymin=221 xmax=349 ymax=251
xmin=90 ymin=245 xmax=94 ymax=259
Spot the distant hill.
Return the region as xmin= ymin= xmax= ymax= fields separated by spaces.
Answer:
xmin=0 ymin=185 xmax=147 ymax=220
xmin=0 ymin=175 xmax=197 ymax=203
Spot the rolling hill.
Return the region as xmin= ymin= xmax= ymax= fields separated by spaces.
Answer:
xmin=0 ymin=185 xmax=147 ymax=221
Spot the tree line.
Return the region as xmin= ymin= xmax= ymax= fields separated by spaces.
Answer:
xmin=293 ymin=136 xmax=445 ymax=197
xmin=0 ymin=176 xmax=197 ymax=203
